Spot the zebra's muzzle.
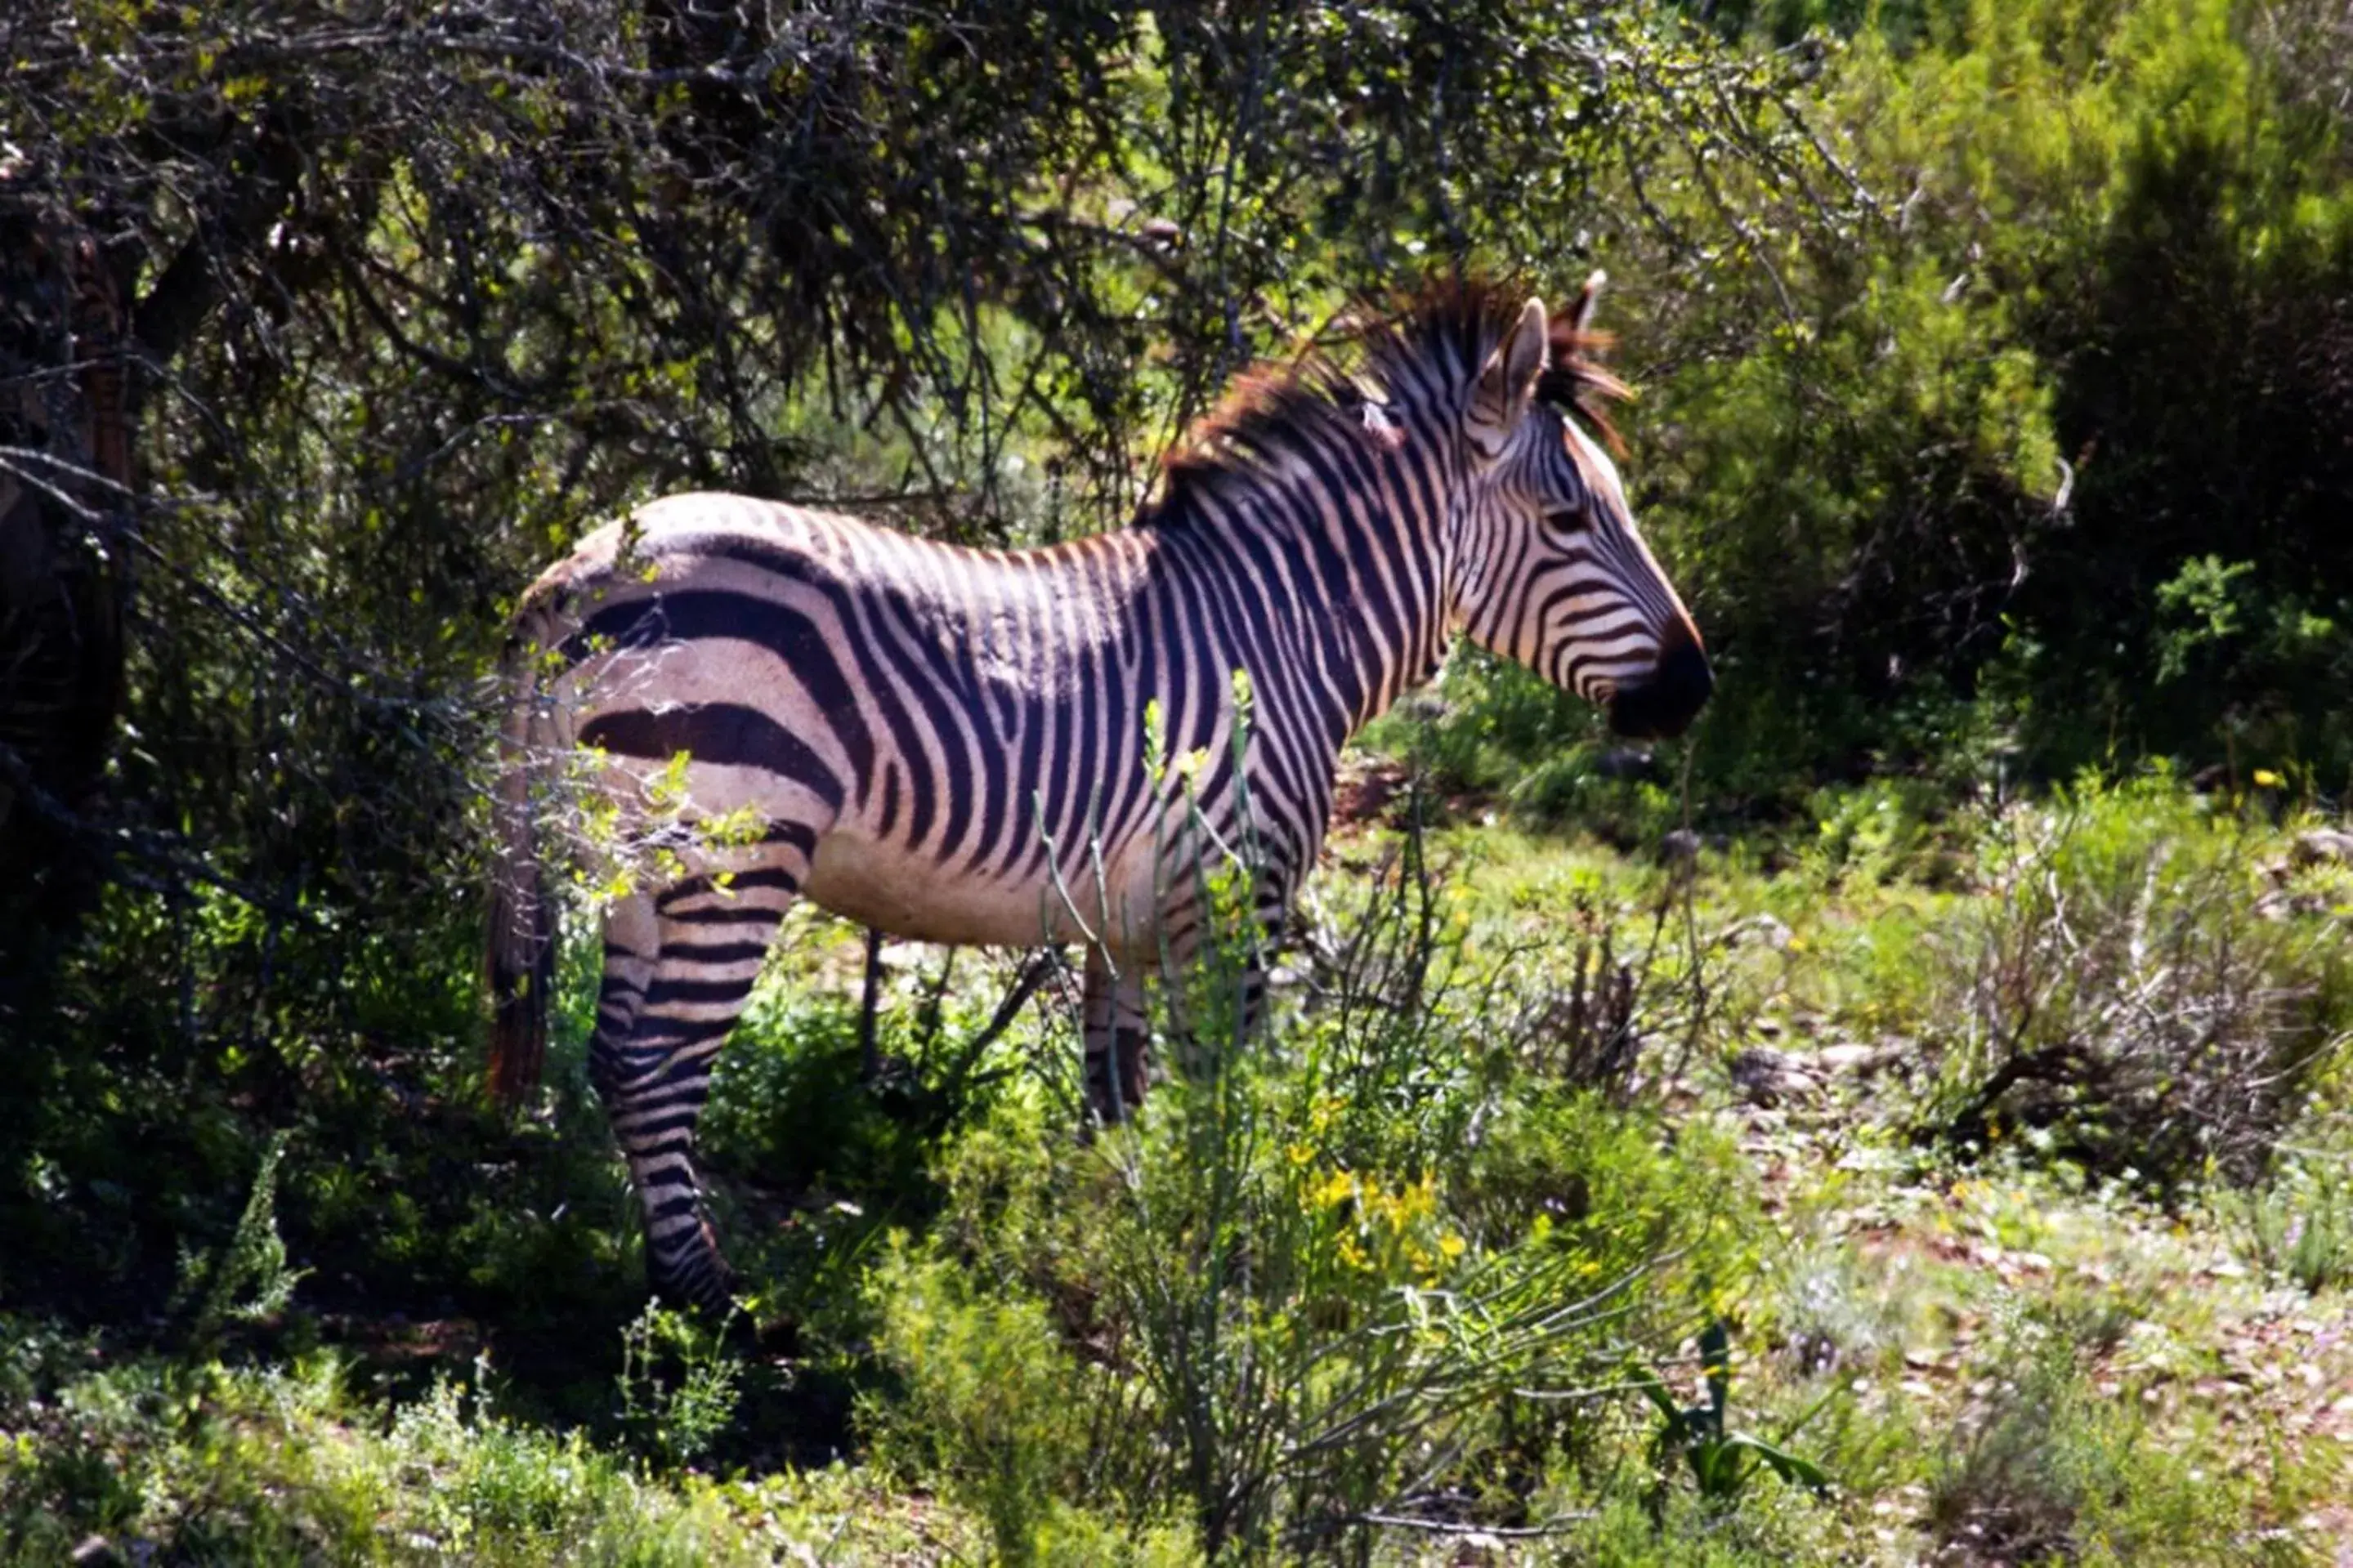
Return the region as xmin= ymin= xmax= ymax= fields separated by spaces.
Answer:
xmin=1607 ymin=630 xmax=1712 ymax=739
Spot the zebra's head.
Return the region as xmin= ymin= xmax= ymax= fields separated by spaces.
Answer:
xmin=1447 ymin=276 xmax=1711 ymax=740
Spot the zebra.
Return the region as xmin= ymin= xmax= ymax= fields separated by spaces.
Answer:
xmin=486 ymin=275 xmax=1712 ymax=1311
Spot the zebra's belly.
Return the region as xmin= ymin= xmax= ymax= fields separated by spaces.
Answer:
xmin=800 ymin=828 xmax=1160 ymax=951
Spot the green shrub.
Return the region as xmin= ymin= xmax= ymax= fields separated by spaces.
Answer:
xmin=613 ymin=1302 xmax=745 ymax=1471
xmin=860 ymin=840 xmax=1768 ymax=1561
xmin=1632 ymin=1320 xmax=1832 ymax=1518
xmin=864 ymin=1246 xmax=1169 ymax=1566
xmin=173 ymin=1130 xmax=307 ymax=1347
xmin=1797 ymin=778 xmax=1967 ymax=890
xmin=1927 ymin=1314 xmax=2306 ymax=1567
xmin=0 ymin=1326 xmax=762 ymax=1566
xmin=1389 ymin=0 xmax=2353 ymax=797
xmin=1456 ymin=1087 xmax=1752 ymax=1274
xmin=2233 ymin=1149 xmax=2353 ymax=1295
xmin=1921 ymin=775 xmax=2351 ymax=1188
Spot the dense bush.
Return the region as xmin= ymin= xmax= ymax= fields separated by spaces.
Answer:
xmin=1925 ymin=1313 xmax=2276 ymax=1566
xmin=1919 ymin=776 xmax=2351 ymax=1188
xmin=0 ymin=1325 xmax=769 ymax=1565
xmin=1396 ymin=0 xmax=2353 ymax=807
xmin=861 ymin=938 xmax=1763 ymax=1560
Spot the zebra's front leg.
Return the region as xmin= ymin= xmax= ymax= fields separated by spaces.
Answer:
xmin=1152 ymin=878 xmax=1293 ymax=1088
xmin=594 ymin=848 xmax=802 ymax=1314
xmin=1082 ymin=948 xmax=1150 ymax=1126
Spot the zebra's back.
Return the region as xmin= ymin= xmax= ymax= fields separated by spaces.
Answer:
xmin=520 ymin=491 xmax=1259 ymax=953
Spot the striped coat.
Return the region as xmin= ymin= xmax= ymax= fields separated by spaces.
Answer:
xmin=489 ymin=275 xmax=1711 ymax=1308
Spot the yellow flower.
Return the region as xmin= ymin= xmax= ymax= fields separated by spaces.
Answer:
xmin=2252 ymin=769 xmax=2284 ymax=788
xmin=1403 ymin=1192 xmax=1434 ymax=1225
xmin=1313 ymin=1170 xmax=1358 ymax=1209
xmin=1437 ymin=1231 xmax=1466 ymax=1262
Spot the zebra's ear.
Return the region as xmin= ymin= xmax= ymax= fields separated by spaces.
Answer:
xmin=1472 ymin=297 xmax=1550 ymax=431
xmin=1569 ymin=270 xmax=1607 ymax=336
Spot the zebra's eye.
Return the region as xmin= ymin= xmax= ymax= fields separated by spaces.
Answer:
xmin=1541 ymin=507 xmax=1589 ymax=539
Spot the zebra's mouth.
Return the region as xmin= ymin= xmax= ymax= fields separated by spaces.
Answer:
xmin=1607 ymin=633 xmax=1713 ymax=739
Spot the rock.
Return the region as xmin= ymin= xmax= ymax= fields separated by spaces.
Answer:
xmin=1660 ymin=828 xmax=1703 ymax=864
xmin=1331 ymin=753 xmax=1414 ymax=826
xmin=1394 ymin=690 xmax=1450 ymax=725
xmin=1591 ymin=746 xmax=1660 ymax=781
xmin=1815 ymin=1042 xmax=1906 ymax=1076
xmin=1730 ymin=1045 xmax=1821 ymax=1106
xmin=2255 ymin=888 xmax=2332 ymax=921
xmin=1724 ymin=914 xmax=1794 ymax=950
xmin=2291 ymin=829 xmax=2353 ymax=869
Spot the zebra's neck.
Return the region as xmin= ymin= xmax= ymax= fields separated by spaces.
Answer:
xmin=1143 ymin=400 xmax=1465 ymax=747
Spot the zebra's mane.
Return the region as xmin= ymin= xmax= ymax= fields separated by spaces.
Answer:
xmin=1151 ymin=275 xmax=1626 ymax=525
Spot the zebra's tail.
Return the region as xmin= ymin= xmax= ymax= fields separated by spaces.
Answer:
xmin=486 ymin=634 xmax=555 ymax=1110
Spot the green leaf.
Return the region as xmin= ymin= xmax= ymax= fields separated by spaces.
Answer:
xmin=1700 ymin=1318 xmax=1731 ymax=1423
xmin=1722 ymin=1430 xmax=1832 ymax=1494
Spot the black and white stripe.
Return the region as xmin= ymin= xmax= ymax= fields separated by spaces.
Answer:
xmin=487 ymin=275 xmax=1711 ymax=1310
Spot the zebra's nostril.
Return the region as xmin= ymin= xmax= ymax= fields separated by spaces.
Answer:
xmin=1607 ymin=633 xmax=1713 ymax=740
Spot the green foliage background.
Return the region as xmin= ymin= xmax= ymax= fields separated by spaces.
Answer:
xmin=2 ymin=0 xmax=2351 ymax=1561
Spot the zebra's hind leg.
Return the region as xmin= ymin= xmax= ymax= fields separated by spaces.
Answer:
xmin=594 ymin=842 xmax=806 ymax=1314
xmin=1082 ymin=948 xmax=1151 ymax=1126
